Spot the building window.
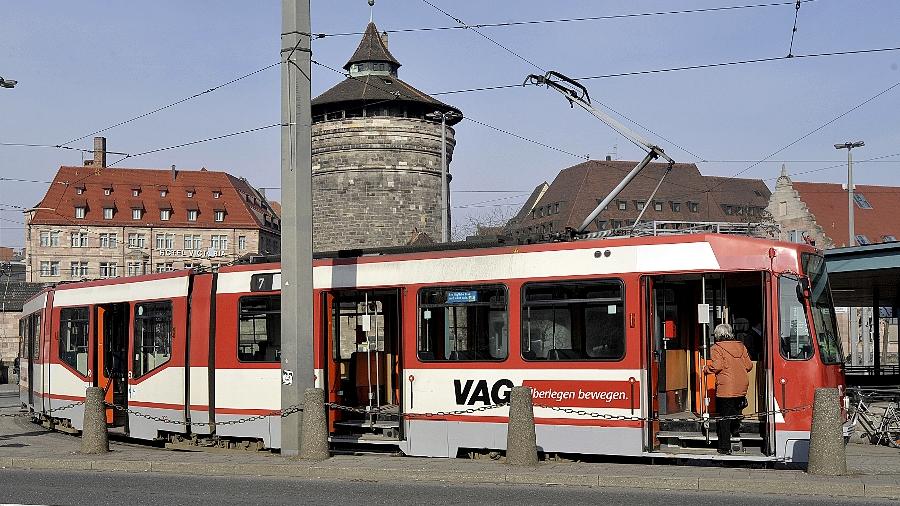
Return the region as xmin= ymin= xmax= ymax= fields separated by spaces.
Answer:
xmin=132 ymin=189 xmax=140 ymax=197
xmin=59 ymin=307 xmax=89 ymax=376
xmin=70 ymin=261 xmax=88 ymax=278
xmin=104 ymin=188 xmax=112 ymax=196
xmin=778 ymin=201 xmax=787 ymax=216
xmin=132 ymin=208 xmax=142 ymax=220
xmin=155 ymin=262 xmax=174 ymax=273
xmin=854 ymin=192 xmax=873 ymax=209
xmin=184 ymin=234 xmax=201 ymax=250
xmin=238 ymin=295 xmax=281 ymax=362
xmin=40 ymin=261 xmax=60 ymax=277
xmin=133 ymin=301 xmax=173 ymax=378
xmin=186 ymin=191 xmax=194 ymax=198
xmin=417 ymin=285 xmax=508 ymax=361
xmin=160 ymin=189 xmax=168 ymax=197
xmin=521 ymin=279 xmax=625 ymax=361
xmin=128 ymin=233 xmax=145 ymax=249
xmin=76 ymin=187 xmax=84 ymax=195
xmin=160 ymin=209 xmax=171 ymax=221
xmin=103 ymin=207 xmax=114 ymax=220
xmin=883 ymin=235 xmax=897 ymax=243
xmin=617 ymin=200 xmax=627 ymax=211
xmin=187 ymin=209 xmax=198 ymax=222
xmin=210 ymin=235 xmax=228 ymax=251
xmin=688 ymin=202 xmax=700 ymax=213
xmin=654 ymin=201 xmax=663 ymax=212
xmin=213 ymin=191 xmax=221 ymax=199
xmin=636 ymin=201 xmax=645 ymax=211
xmin=126 ymin=262 xmax=145 ymax=277
xmin=856 ymin=235 xmax=871 ymax=246
xmin=554 ymin=203 xmax=560 ymax=214
xmin=238 ymin=236 xmax=247 ymax=250
xmin=40 ymin=231 xmax=60 ymax=247
xmin=214 ymin=210 xmax=225 ymax=222
xmin=671 ymin=202 xmax=681 ymax=212
xmin=75 ymin=207 xmax=86 ymax=219
xmin=71 ymin=232 xmax=88 ymax=248
xmin=99 ymin=262 xmax=118 ymax=278
xmin=99 ymin=233 xmax=118 ymax=249
xmin=788 ymin=230 xmax=804 ymax=243
xmin=155 ymin=233 xmax=175 ymax=249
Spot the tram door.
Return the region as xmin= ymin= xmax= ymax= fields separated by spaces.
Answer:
xmin=324 ymin=289 xmax=402 ymax=441
xmin=94 ymin=303 xmax=129 ymax=426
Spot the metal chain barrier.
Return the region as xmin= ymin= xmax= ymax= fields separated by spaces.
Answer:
xmin=104 ymin=401 xmax=303 ymax=428
xmin=0 ymin=399 xmax=86 ymax=418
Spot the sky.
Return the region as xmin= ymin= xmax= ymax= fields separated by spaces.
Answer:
xmin=2 ymin=0 xmax=899 ymax=248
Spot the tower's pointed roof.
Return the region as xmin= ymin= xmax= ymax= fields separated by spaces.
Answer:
xmin=344 ymin=22 xmax=400 ymax=70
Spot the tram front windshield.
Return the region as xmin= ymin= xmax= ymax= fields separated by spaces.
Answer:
xmin=802 ymin=253 xmax=843 ymax=365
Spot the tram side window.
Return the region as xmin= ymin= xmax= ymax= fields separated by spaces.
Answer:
xmin=418 ymin=285 xmax=508 ymax=361
xmin=238 ymin=295 xmax=281 ymax=362
xmin=30 ymin=314 xmax=41 ymax=360
xmin=59 ymin=307 xmax=89 ymax=375
xmin=19 ymin=319 xmax=27 ymax=360
xmin=522 ymin=280 xmax=625 ymax=361
xmin=133 ymin=301 xmax=173 ymax=377
xmin=778 ymin=276 xmax=814 ymax=360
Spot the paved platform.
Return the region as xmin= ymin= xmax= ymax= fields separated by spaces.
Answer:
xmin=2 ymin=384 xmax=900 ymax=500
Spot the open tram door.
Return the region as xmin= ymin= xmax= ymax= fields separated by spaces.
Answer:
xmin=93 ymin=303 xmax=129 ymax=427
xmin=323 ymin=289 xmax=402 ymax=443
xmin=645 ymin=272 xmax=774 ymax=457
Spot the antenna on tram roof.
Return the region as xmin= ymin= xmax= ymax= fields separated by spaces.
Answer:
xmin=525 ymin=71 xmax=675 ymax=237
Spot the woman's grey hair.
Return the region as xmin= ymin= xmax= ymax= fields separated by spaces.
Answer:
xmin=714 ymin=323 xmax=735 ymax=341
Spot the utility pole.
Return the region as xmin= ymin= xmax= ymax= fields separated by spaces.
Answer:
xmin=834 ymin=141 xmax=864 ymax=247
xmin=280 ymin=0 xmax=314 ymax=458
xmin=426 ymin=110 xmax=461 ymax=242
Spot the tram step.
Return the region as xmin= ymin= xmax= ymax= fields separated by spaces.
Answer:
xmin=658 ymin=419 xmax=761 ymax=433
xmin=656 ymin=430 xmax=763 ymax=442
xmin=334 ymin=420 xmax=400 ymax=430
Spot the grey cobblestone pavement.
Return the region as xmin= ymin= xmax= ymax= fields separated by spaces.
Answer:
xmin=2 ymin=384 xmax=900 ymax=500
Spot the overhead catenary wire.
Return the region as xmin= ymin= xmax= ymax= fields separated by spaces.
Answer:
xmin=0 ymin=142 xmax=130 ymax=156
xmin=707 ymin=78 xmax=900 ymax=190
xmin=419 ymin=0 xmax=546 ymax=73
xmin=431 ymin=46 xmax=900 ymax=96
xmin=58 ymin=62 xmax=281 ymax=147
xmin=320 ymin=1 xmax=814 ymax=38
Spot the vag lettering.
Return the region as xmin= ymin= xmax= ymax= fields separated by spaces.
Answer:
xmin=453 ymin=379 xmax=514 ymax=406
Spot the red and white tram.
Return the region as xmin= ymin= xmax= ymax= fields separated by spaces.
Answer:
xmin=18 ymin=234 xmax=845 ymax=462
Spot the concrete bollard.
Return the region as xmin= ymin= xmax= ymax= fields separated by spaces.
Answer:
xmin=506 ymin=386 xmax=539 ymax=466
xmin=299 ymin=387 xmax=329 ymax=460
xmin=80 ymin=387 xmax=109 ymax=454
xmin=807 ymin=387 xmax=847 ymax=475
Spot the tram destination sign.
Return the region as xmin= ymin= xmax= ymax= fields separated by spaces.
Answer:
xmin=250 ymin=272 xmax=282 ymax=292
xmin=446 ymin=291 xmax=478 ymax=304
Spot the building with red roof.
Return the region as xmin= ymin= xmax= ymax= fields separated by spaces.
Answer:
xmin=766 ymin=166 xmax=900 ymax=249
xmin=24 ymin=139 xmax=280 ymax=282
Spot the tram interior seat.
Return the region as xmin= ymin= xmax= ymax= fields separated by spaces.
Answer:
xmin=449 ymin=350 xmax=477 ymax=361
xmin=547 ymin=349 xmax=582 ymax=360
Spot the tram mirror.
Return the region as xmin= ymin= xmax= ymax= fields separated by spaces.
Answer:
xmin=697 ymin=304 xmax=711 ymax=324
xmin=663 ymin=320 xmax=677 ymax=340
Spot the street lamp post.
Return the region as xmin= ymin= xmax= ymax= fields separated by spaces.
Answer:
xmin=0 ymin=76 xmax=17 ymax=89
xmin=426 ymin=110 xmax=461 ymax=242
xmin=834 ymin=141 xmax=865 ymax=247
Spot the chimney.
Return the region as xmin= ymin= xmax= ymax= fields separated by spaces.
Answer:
xmin=605 ymin=155 xmax=612 ymax=161
xmin=93 ymin=136 xmax=107 ymax=168
xmin=380 ymin=31 xmax=388 ymax=48
xmin=171 ymin=164 xmax=177 ymax=181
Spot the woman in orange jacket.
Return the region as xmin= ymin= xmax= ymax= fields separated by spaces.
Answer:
xmin=706 ymin=323 xmax=753 ymax=455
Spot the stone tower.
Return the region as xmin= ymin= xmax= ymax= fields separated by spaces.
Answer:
xmin=311 ymin=22 xmax=462 ymax=252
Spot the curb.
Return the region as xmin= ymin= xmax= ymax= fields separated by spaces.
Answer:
xmin=1 ymin=456 xmax=900 ymax=499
